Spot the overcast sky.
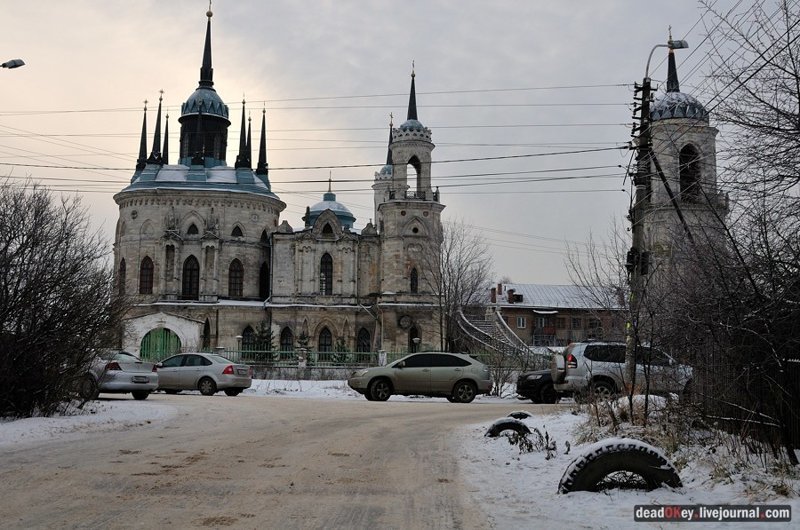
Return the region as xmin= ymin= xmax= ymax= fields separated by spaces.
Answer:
xmin=1 ymin=0 xmax=737 ymax=284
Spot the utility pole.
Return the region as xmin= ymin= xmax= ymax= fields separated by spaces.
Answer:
xmin=625 ymin=76 xmax=652 ymax=389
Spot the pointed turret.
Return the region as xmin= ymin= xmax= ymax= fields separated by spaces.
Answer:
xmin=235 ymin=99 xmax=250 ymax=168
xmin=136 ymin=102 xmax=148 ymax=170
xmin=666 ymin=48 xmax=680 ymax=93
xmin=407 ymin=66 xmax=418 ymax=121
xmin=199 ymin=8 xmax=214 ymax=88
xmin=385 ymin=117 xmax=393 ymax=165
xmin=256 ymin=108 xmax=269 ymax=176
xmin=147 ymin=92 xmax=164 ymax=164
xmin=246 ymin=115 xmax=252 ymax=164
xmin=162 ymin=114 xmax=169 ymax=165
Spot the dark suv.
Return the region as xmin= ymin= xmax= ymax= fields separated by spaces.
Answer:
xmin=551 ymin=341 xmax=692 ymax=400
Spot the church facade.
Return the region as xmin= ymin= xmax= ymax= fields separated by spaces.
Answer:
xmin=113 ymin=10 xmax=444 ymax=358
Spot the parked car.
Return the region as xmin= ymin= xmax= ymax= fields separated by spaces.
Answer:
xmin=551 ymin=341 xmax=692 ymax=400
xmin=347 ymin=352 xmax=492 ymax=403
xmin=156 ymin=352 xmax=252 ymax=396
xmin=79 ymin=351 xmax=158 ymax=400
xmin=516 ymin=369 xmax=560 ymax=404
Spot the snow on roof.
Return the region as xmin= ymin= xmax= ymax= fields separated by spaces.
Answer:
xmin=495 ymin=283 xmax=622 ymax=310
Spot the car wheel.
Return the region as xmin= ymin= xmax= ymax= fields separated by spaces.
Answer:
xmin=364 ymin=392 xmax=375 ymax=401
xmin=224 ymin=388 xmax=242 ymax=397
xmin=198 ymin=377 xmax=217 ymax=396
xmin=558 ymin=439 xmax=682 ymax=493
xmin=78 ymin=376 xmax=99 ymax=400
xmin=446 ymin=396 xmax=457 ymax=403
xmin=368 ymin=378 xmax=392 ymax=401
xmin=452 ymin=381 xmax=477 ymax=403
xmin=131 ymin=390 xmax=150 ymax=400
xmin=540 ymin=383 xmax=558 ymax=404
xmin=592 ymin=380 xmax=616 ymax=401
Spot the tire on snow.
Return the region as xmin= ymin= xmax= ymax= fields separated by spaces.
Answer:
xmin=485 ymin=418 xmax=532 ymax=438
xmin=507 ymin=411 xmax=531 ymax=419
xmin=558 ymin=438 xmax=682 ymax=493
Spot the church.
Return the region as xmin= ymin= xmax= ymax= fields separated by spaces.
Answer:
xmin=113 ymin=9 xmax=444 ymax=358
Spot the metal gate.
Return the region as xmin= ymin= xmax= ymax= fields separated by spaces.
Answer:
xmin=140 ymin=327 xmax=181 ymax=360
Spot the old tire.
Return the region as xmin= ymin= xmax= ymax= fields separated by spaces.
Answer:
xmin=485 ymin=418 xmax=532 ymax=438
xmin=131 ymin=390 xmax=150 ymax=400
xmin=452 ymin=381 xmax=477 ymax=403
xmin=224 ymin=388 xmax=242 ymax=397
xmin=198 ymin=377 xmax=217 ymax=396
xmin=368 ymin=378 xmax=392 ymax=401
xmin=558 ymin=438 xmax=682 ymax=493
xmin=78 ymin=376 xmax=99 ymax=400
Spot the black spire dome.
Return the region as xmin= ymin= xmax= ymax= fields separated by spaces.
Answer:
xmin=162 ymin=113 xmax=169 ymax=165
xmin=136 ymin=101 xmax=148 ymax=170
xmin=147 ymin=92 xmax=163 ymax=164
xmin=235 ymin=99 xmax=250 ymax=168
xmin=666 ymin=48 xmax=680 ymax=93
xmin=407 ymin=64 xmax=418 ymax=121
xmin=199 ymin=8 xmax=214 ymax=88
xmin=256 ymin=108 xmax=269 ymax=176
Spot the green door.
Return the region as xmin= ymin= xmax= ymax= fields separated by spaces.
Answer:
xmin=140 ymin=328 xmax=181 ymax=360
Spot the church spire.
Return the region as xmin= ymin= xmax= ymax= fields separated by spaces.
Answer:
xmin=162 ymin=113 xmax=169 ymax=165
xmin=386 ymin=114 xmax=393 ymax=165
xmin=407 ymin=63 xmax=418 ymax=121
xmin=666 ymin=49 xmax=680 ymax=93
xmin=256 ymin=108 xmax=269 ymax=176
xmin=136 ymin=100 xmax=148 ymax=170
xmin=235 ymin=99 xmax=250 ymax=168
xmin=199 ymin=6 xmax=214 ymax=88
xmin=147 ymin=91 xmax=163 ymax=164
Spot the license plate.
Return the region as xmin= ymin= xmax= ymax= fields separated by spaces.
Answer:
xmin=236 ymin=369 xmax=248 ymax=376
xmin=132 ymin=376 xmax=149 ymax=383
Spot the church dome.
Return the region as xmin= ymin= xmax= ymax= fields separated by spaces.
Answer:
xmin=399 ymin=118 xmax=425 ymax=130
xmin=181 ymin=86 xmax=230 ymax=120
xmin=376 ymin=163 xmax=393 ymax=180
xmin=650 ymin=91 xmax=708 ymax=122
xmin=307 ymin=191 xmax=356 ymax=229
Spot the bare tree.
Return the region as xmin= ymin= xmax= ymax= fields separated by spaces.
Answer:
xmin=0 ymin=180 xmax=127 ymax=417
xmin=423 ymin=219 xmax=494 ymax=352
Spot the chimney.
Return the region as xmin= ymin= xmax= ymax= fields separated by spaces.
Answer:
xmin=490 ymin=287 xmax=496 ymax=303
xmin=507 ymin=289 xmax=515 ymax=304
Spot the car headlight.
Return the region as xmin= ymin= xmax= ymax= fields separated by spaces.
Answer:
xmin=352 ymin=369 xmax=369 ymax=377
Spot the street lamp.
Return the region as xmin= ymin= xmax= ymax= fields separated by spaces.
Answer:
xmin=625 ymin=36 xmax=689 ymax=387
xmin=1 ymin=59 xmax=25 ymax=69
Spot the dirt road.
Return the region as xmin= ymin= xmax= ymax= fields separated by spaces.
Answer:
xmin=0 ymin=395 xmax=537 ymax=529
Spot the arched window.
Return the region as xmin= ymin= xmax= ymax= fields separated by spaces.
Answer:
xmin=260 ymin=230 xmax=270 ymax=245
xmin=408 ymin=326 xmax=420 ymax=353
xmin=280 ymin=327 xmax=294 ymax=351
xmin=229 ymin=259 xmax=244 ymax=298
xmin=118 ymin=259 xmax=126 ymax=296
xmin=408 ymin=155 xmax=423 ymax=196
xmin=356 ymin=328 xmax=371 ymax=353
xmin=322 ymin=223 xmax=334 ymax=236
xmin=320 ymin=253 xmax=333 ymax=295
xmin=231 ymin=225 xmax=244 ymax=237
xmin=182 ymin=255 xmax=200 ymax=299
xmin=202 ymin=319 xmax=211 ymax=350
xmin=139 ymin=256 xmax=154 ymax=294
xmin=187 ymin=223 xmax=199 ymax=235
xmin=318 ymin=327 xmax=333 ymax=352
xmin=679 ymin=145 xmax=702 ymax=202
xmin=242 ymin=325 xmax=256 ymax=351
xmin=410 ymin=268 xmax=419 ymax=293
xmin=259 ymin=262 xmax=270 ymax=299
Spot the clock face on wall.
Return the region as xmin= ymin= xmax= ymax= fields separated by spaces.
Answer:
xmin=399 ymin=315 xmax=412 ymax=329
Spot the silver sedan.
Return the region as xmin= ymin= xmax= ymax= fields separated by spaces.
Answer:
xmin=79 ymin=351 xmax=158 ymax=400
xmin=156 ymin=353 xmax=252 ymax=396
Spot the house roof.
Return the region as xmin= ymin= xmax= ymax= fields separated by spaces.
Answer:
xmin=495 ymin=283 xmax=623 ymax=311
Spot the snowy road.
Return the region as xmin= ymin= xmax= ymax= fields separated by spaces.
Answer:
xmin=0 ymin=393 xmax=544 ymax=529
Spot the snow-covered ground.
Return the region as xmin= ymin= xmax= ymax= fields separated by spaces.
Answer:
xmin=2 ymin=379 xmax=798 ymax=529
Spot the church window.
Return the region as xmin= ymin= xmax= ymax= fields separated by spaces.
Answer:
xmin=232 ymin=225 xmax=244 ymax=237
xmin=139 ymin=256 xmax=154 ymax=294
xmin=408 ymin=156 xmax=422 ymax=197
xmin=260 ymin=230 xmax=269 ymax=245
xmin=241 ymin=325 xmax=256 ymax=351
xmin=318 ymin=327 xmax=333 ymax=352
xmin=187 ymin=223 xmax=199 ymax=235
xmin=408 ymin=326 xmax=420 ymax=353
xmin=259 ymin=262 xmax=270 ymax=299
xmin=356 ymin=328 xmax=371 ymax=353
xmin=322 ymin=223 xmax=334 ymax=236
xmin=679 ymin=145 xmax=702 ymax=202
xmin=320 ymin=253 xmax=333 ymax=295
xmin=229 ymin=259 xmax=244 ymax=298
xmin=280 ymin=327 xmax=294 ymax=351
xmin=118 ymin=259 xmax=126 ymax=296
xmin=182 ymin=255 xmax=200 ymax=299
xmin=410 ymin=268 xmax=419 ymax=293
